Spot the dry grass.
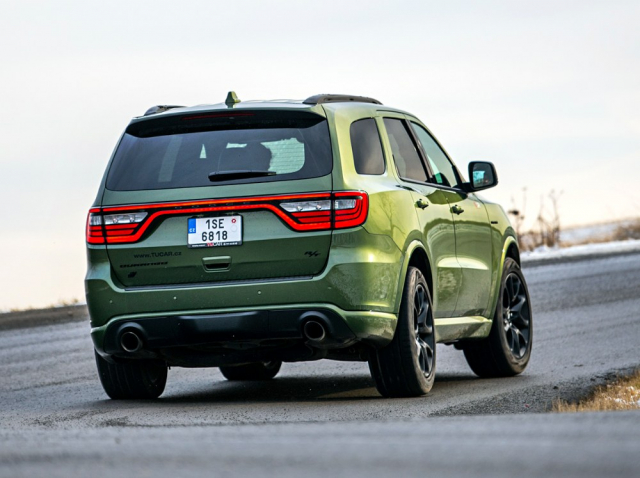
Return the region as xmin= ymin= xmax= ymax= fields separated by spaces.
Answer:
xmin=6 ymin=297 xmax=80 ymax=313
xmin=612 ymin=220 xmax=640 ymax=241
xmin=49 ymin=297 xmax=80 ymax=308
xmin=553 ymin=370 xmax=640 ymax=412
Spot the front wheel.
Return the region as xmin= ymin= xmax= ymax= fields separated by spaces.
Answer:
xmin=368 ymin=267 xmax=436 ymax=397
xmin=463 ymin=257 xmax=533 ymax=377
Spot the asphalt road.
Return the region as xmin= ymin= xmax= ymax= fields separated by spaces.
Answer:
xmin=1 ymin=253 xmax=640 ymax=477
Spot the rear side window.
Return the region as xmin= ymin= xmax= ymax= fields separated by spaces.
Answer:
xmin=350 ymin=118 xmax=385 ymax=175
xmin=106 ymin=111 xmax=332 ymax=191
xmin=383 ymin=118 xmax=428 ymax=183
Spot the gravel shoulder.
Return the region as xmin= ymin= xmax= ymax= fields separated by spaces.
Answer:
xmin=0 ymin=305 xmax=87 ymax=331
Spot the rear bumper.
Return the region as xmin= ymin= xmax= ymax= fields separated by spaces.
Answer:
xmin=92 ymin=304 xmax=396 ymax=365
xmin=86 ymin=228 xmax=403 ymax=357
xmin=98 ymin=307 xmax=358 ymax=354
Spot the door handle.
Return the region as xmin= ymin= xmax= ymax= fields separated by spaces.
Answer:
xmin=202 ymin=256 xmax=231 ymax=272
xmin=415 ymin=198 xmax=429 ymax=209
xmin=451 ymin=205 xmax=464 ymax=215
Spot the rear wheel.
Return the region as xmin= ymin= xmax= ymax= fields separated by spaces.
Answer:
xmin=368 ymin=267 xmax=436 ymax=397
xmin=219 ymin=361 xmax=282 ymax=381
xmin=94 ymin=351 xmax=167 ymax=399
xmin=463 ymin=257 xmax=532 ymax=377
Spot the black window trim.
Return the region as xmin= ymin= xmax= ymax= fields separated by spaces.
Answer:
xmin=406 ymin=119 xmax=468 ymax=193
xmin=382 ymin=116 xmax=431 ymax=185
xmin=350 ymin=116 xmax=387 ymax=176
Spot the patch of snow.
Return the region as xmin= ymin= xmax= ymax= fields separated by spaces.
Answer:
xmin=560 ymin=219 xmax=638 ymax=244
xmin=521 ymin=239 xmax=640 ymax=263
xmin=560 ymin=223 xmax=618 ymax=243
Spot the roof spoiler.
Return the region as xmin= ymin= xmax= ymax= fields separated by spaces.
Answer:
xmin=303 ymin=94 xmax=382 ymax=106
xmin=143 ymin=105 xmax=185 ymax=116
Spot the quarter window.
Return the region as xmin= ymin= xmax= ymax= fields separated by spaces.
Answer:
xmin=383 ymin=118 xmax=428 ymax=183
xmin=410 ymin=123 xmax=461 ymax=189
xmin=350 ymin=118 xmax=385 ymax=175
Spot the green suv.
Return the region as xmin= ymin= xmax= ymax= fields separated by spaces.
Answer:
xmin=86 ymin=93 xmax=532 ymax=399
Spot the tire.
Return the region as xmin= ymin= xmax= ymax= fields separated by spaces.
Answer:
xmin=368 ymin=267 xmax=436 ymax=397
xmin=94 ymin=351 xmax=168 ymax=399
xmin=219 ymin=361 xmax=282 ymax=381
xmin=463 ymin=257 xmax=533 ymax=377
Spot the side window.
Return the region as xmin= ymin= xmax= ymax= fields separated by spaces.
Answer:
xmin=383 ymin=118 xmax=428 ymax=183
xmin=410 ymin=123 xmax=461 ymax=189
xmin=350 ymin=118 xmax=385 ymax=175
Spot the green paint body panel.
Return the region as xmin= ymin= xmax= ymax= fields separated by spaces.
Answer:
xmin=86 ymin=228 xmax=404 ymax=325
xmin=85 ymin=98 xmax=521 ymax=366
xmin=434 ymin=316 xmax=493 ymax=343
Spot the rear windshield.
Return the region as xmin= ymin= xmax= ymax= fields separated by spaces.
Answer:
xmin=106 ymin=111 xmax=332 ymax=191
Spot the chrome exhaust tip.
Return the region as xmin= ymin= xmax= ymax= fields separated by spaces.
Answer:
xmin=120 ymin=330 xmax=143 ymax=353
xmin=303 ymin=320 xmax=327 ymax=342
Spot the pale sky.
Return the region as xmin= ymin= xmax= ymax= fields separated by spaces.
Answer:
xmin=0 ymin=0 xmax=638 ymax=310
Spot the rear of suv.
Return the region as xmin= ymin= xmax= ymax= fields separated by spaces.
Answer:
xmin=86 ymin=93 xmax=532 ymax=399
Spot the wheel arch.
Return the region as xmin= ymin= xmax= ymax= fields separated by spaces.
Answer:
xmin=408 ymin=247 xmax=433 ymax=297
xmin=505 ymin=239 xmax=521 ymax=266
xmin=486 ymin=235 xmax=521 ymax=320
xmin=393 ymin=240 xmax=434 ymax=315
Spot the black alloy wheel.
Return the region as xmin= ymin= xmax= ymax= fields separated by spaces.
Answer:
xmin=368 ymin=266 xmax=436 ymax=397
xmin=462 ymin=257 xmax=533 ymax=377
xmin=413 ymin=279 xmax=436 ymax=379
xmin=502 ymin=272 xmax=531 ymax=359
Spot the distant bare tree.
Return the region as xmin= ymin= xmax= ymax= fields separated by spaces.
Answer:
xmin=508 ymin=187 xmax=527 ymax=238
xmin=548 ymin=189 xmax=562 ymax=246
xmin=534 ymin=190 xmax=563 ymax=248
xmin=509 ymin=188 xmax=563 ymax=251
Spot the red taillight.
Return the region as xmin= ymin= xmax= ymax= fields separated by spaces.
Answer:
xmin=86 ymin=209 xmax=148 ymax=244
xmin=282 ymin=192 xmax=368 ymax=230
xmin=85 ymin=191 xmax=369 ymax=245
xmin=281 ymin=197 xmax=333 ymax=231
xmin=332 ymin=192 xmax=369 ymax=229
xmin=86 ymin=208 xmax=105 ymax=244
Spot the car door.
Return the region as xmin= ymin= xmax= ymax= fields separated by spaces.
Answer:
xmin=381 ymin=117 xmax=460 ymax=318
xmin=409 ymin=121 xmax=493 ymax=318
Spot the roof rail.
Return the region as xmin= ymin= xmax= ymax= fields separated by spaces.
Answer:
xmin=143 ymin=105 xmax=185 ymax=116
xmin=303 ymin=94 xmax=382 ymax=106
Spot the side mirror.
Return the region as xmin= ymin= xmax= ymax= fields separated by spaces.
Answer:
xmin=467 ymin=161 xmax=498 ymax=191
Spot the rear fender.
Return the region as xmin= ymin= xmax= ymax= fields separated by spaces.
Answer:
xmin=392 ymin=240 xmax=432 ymax=316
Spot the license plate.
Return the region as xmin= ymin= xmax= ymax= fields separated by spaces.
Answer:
xmin=187 ymin=216 xmax=242 ymax=248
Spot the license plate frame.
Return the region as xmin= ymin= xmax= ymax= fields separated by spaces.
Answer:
xmin=187 ymin=215 xmax=243 ymax=248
